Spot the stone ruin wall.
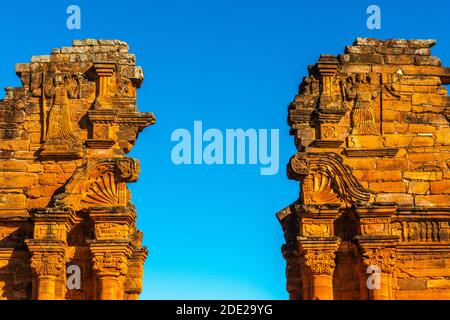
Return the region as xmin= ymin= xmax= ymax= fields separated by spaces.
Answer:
xmin=0 ymin=39 xmax=154 ymax=300
xmin=278 ymin=38 xmax=450 ymax=300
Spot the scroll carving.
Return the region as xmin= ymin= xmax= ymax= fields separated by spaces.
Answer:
xmin=53 ymin=158 xmax=140 ymax=211
xmin=289 ymin=152 xmax=371 ymax=205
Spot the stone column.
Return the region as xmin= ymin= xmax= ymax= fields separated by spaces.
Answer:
xmin=26 ymin=209 xmax=74 ymax=300
xmin=91 ymin=250 xmax=129 ymax=300
xmin=29 ymin=250 xmax=66 ymax=300
xmin=355 ymin=205 xmax=398 ymax=300
xmin=299 ymin=239 xmax=340 ymax=300
xmin=89 ymin=207 xmax=135 ymax=300
xmin=359 ymin=246 xmax=397 ymax=300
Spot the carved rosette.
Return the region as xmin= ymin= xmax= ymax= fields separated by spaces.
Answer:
xmin=31 ymin=252 xmax=65 ymax=277
xmin=92 ymin=252 xmax=128 ymax=276
xmin=362 ymin=248 xmax=397 ymax=274
xmin=303 ymin=250 xmax=336 ymax=275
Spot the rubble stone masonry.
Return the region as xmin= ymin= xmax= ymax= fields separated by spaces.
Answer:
xmin=0 ymin=39 xmax=155 ymax=300
xmin=278 ymin=38 xmax=450 ymax=300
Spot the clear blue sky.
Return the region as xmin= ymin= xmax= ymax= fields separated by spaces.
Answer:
xmin=1 ymin=0 xmax=449 ymax=299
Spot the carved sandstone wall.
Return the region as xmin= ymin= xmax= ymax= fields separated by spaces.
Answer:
xmin=278 ymin=38 xmax=450 ymax=300
xmin=0 ymin=40 xmax=155 ymax=300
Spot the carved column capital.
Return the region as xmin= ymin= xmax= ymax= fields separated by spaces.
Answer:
xmin=362 ymin=248 xmax=397 ymax=274
xmin=92 ymin=252 xmax=128 ymax=276
xmin=30 ymin=252 xmax=66 ymax=277
xmin=302 ymin=249 xmax=337 ymax=275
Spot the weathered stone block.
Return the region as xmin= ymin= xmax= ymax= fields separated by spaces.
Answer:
xmin=430 ymin=180 xmax=450 ymax=194
xmin=0 ymin=172 xmax=38 ymax=188
xmin=369 ymin=181 xmax=407 ymax=193
xmin=385 ymin=54 xmax=415 ymax=65
xmin=376 ymin=158 xmax=408 ymax=170
xmin=384 ymin=135 xmax=415 ymax=147
xmin=0 ymin=194 xmax=27 ymax=210
xmin=427 ymin=279 xmax=450 ymax=289
xmin=415 ymin=195 xmax=450 ymax=206
xmin=376 ymin=193 xmax=414 ymax=206
xmin=408 ymin=181 xmax=430 ymax=195
xmin=411 ymin=136 xmax=435 ymax=147
xmin=0 ymin=160 xmax=27 ymax=172
xmin=398 ymin=278 xmax=427 ymax=290
xmin=404 ymin=171 xmax=443 ymax=181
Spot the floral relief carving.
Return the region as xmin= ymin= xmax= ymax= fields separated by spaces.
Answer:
xmin=31 ymin=252 xmax=65 ymax=277
xmin=92 ymin=252 xmax=128 ymax=276
xmin=362 ymin=248 xmax=397 ymax=274
xmin=303 ymin=250 xmax=336 ymax=275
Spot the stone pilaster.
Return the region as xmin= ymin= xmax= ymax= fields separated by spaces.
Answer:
xmin=299 ymin=238 xmax=340 ymax=300
xmin=91 ymin=247 xmax=131 ymax=300
xmin=355 ymin=205 xmax=399 ymax=300
xmin=125 ymin=247 xmax=147 ymax=300
xmin=26 ymin=209 xmax=75 ymax=300
xmin=27 ymin=247 xmax=66 ymax=300
xmin=89 ymin=206 xmax=135 ymax=300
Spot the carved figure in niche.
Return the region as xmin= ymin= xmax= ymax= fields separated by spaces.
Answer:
xmin=342 ymin=74 xmax=380 ymax=135
xmin=44 ymin=73 xmax=79 ymax=141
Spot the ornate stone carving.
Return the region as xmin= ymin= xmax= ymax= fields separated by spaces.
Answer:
xmin=0 ymin=39 xmax=153 ymax=300
xmin=302 ymin=223 xmax=330 ymax=237
xmin=34 ymin=224 xmax=66 ymax=241
xmin=303 ymin=250 xmax=336 ymax=275
xmin=342 ymin=74 xmax=380 ymax=136
xmin=302 ymin=172 xmax=341 ymax=205
xmin=289 ymin=154 xmax=310 ymax=178
xmin=288 ymin=152 xmax=371 ymax=205
xmin=95 ymin=223 xmax=130 ymax=240
xmin=92 ymin=252 xmax=128 ymax=276
xmin=362 ymin=248 xmax=396 ymax=274
xmin=31 ymin=252 xmax=65 ymax=277
xmin=53 ymin=158 xmax=140 ymax=211
xmin=279 ymin=38 xmax=450 ymax=300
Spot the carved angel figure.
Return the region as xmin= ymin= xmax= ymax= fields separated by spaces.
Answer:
xmin=342 ymin=74 xmax=380 ymax=135
xmin=44 ymin=73 xmax=78 ymax=141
